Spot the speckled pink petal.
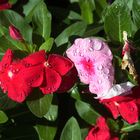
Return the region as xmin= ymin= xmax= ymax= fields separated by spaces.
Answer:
xmin=66 ymin=38 xmax=114 ymax=95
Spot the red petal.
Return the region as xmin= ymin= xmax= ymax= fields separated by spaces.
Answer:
xmin=118 ymin=101 xmax=138 ymax=124
xmin=21 ymin=65 xmax=44 ymax=87
xmin=40 ymin=67 xmax=61 ymax=94
xmin=7 ymin=78 xmax=32 ymax=103
xmin=104 ymin=102 xmax=120 ymax=119
xmin=0 ymin=49 xmax=13 ymax=71
xmin=48 ymin=54 xmax=73 ymax=76
xmin=21 ymin=50 xmax=46 ymax=67
xmin=57 ymin=67 xmax=78 ymax=93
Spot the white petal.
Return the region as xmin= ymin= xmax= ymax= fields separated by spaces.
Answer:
xmin=95 ymin=81 xmax=135 ymax=99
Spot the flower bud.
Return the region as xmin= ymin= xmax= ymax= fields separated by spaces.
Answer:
xmin=9 ymin=25 xmax=23 ymax=41
xmin=0 ymin=0 xmax=12 ymax=11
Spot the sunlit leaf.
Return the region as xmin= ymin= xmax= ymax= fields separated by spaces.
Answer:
xmin=104 ymin=3 xmax=133 ymax=43
xmin=60 ymin=117 xmax=82 ymax=140
xmin=0 ymin=110 xmax=8 ymax=124
xmin=75 ymin=100 xmax=100 ymax=124
xmin=55 ymin=21 xmax=87 ymax=47
xmin=35 ymin=125 xmax=57 ymax=140
xmin=32 ymin=1 xmax=52 ymax=39
xmin=27 ymin=94 xmax=53 ymax=118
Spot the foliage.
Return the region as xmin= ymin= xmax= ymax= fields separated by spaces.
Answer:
xmin=0 ymin=0 xmax=140 ymax=139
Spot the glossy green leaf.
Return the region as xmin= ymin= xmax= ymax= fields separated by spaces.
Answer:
xmin=69 ymin=0 xmax=79 ymax=3
xmin=32 ymin=1 xmax=52 ymax=39
xmin=60 ymin=117 xmax=82 ymax=140
xmin=0 ymin=110 xmax=8 ymax=124
xmin=68 ymin=11 xmax=82 ymax=21
xmin=94 ymin=0 xmax=108 ymax=18
xmin=79 ymin=0 xmax=95 ymax=24
xmin=27 ymin=94 xmax=53 ymax=118
xmin=132 ymin=0 xmax=140 ymax=29
xmin=113 ymin=0 xmax=133 ymax=10
xmin=75 ymin=100 xmax=100 ymax=124
xmin=0 ymin=10 xmax=32 ymax=43
xmin=81 ymin=128 xmax=88 ymax=140
xmin=70 ymin=87 xmax=81 ymax=100
xmin=55 ymin=21 xmax=87 ymax=47
xmin=44 ymin=104 xmax=58 ymax=121
xmin=104 ymin=3 xmax=133 ymax=43
xmin=39 ymin=37 xmax=54 ymax=52
xmin=23 ymin=0 xmax=43 ymax=22
xmin=35 ymin=125 xmax=57 ymax=140
xmin=121 ymin=121 xmax=140 ymax=132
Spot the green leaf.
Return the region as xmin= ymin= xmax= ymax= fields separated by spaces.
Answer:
xmin=69 ymin=0 xmax=79 ymax=3
xmin=0 ymin=89 xmax=18 ymax=110
xmin=70 ymin=87 xmax=81 ymax=100
xmin=60 ymin=117 xmax=82 ymax=140
xmin=68 ymin=11 xmax=82 ymax=21
xmin=121 ymin=121 xmax=140 ymax=132
xmin=44 ymin=104 xmax=58 ymax=121
xmin=0 ymin=10 xmax=33 ymax=43
xmin=75 ymin=100 xmax=100 ymax=124
xmin=81 ymin=128 xmax=88 ymax=140
xmin=113 ymin=0 xmax=133 ymax=10
xmin=32 ymin=1 xmax=52 ymax=39
xmin=79 ymin=0 xmax=95 ymax=24
xmin=27 ymin=94 xmax=53 ymax=118
xmin=35 ymin=125 xmax=57 ymax=140
xmin=0 ymin=110 xmax=8 ymax=124
xmin=132 ymin=0 xmax=140 ymax=29
xmin=94 ymin=0 xmax=108 ymax=18
xmin=55 ymin=21 xmax=87 ymax=47
xmin=104 ymin=3 xmax=133 ymax=43
xmin=39 ymin=37 xmax=54 ymax=52
xmin=23 ymin=0 xmax=43 ymax=22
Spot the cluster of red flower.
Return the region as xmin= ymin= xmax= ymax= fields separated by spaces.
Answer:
xmin=0 ymin=49 xmax=77 ymax=102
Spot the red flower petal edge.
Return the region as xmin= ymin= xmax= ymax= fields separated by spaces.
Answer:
xmin=85 ymin=117 xmax=119 ymax=140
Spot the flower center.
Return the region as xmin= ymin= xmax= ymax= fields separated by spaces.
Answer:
xmin=81 ymin=58 xmax=94 ymax=74
xmin=44 ymin=61 xmax=50 ymax=67
xmin=8 ymin=70 xmax=13 ymax=79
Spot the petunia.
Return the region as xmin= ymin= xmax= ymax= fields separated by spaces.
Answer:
xmin=0 ymin=0 xmax=11 ymax=10
xmin=85 ymin=117 xmax=119 ymax=140
xmin=101 ymin=85 xmax=140 ymax=124
xmin=66 ymin=38 xmax=114 ymax=96
xmin=9 ymin=25 xmax=23 ymax=41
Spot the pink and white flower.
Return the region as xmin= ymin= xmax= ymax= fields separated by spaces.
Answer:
xmin=66 ymin=38 xmax=114 ymax=97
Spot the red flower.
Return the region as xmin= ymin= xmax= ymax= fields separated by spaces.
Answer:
xmin=0 ymin=49 xmax=74 ymax=102
xmin=0 ymin=0 xmax=11 ymax=10
xmin=39 ymin=54 xmax=73 ymax=94
xmin=0 ymin=49 xmax=45 ymax=102
xmin=101 ymin=86 xmax=140 ymax=124
xmin=9 ymin=25 xmax=23 ymax=41
xmin=85 ymin=117 xmax=119 ymax=140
